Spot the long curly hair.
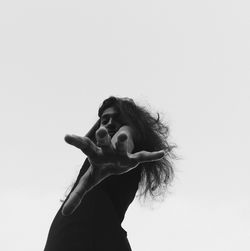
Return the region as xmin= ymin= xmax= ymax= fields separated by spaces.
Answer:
xmin=96 ymin=96 xmax=177 ymax=201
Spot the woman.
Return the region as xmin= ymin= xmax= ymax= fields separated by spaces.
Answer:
xmin=44 ymin=96 xmax=175 ymax=251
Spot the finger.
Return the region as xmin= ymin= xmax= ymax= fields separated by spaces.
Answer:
xmin=95 ymin=127 xmax=113 ymax=153
xmin=115 ymin=132 xmax=128 ymax=155
xmin=64 ymin=135 xmax=98 ymax=159
xmin=131 ymin=150 xmax=165 ymax=163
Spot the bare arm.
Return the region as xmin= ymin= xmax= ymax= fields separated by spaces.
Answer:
xmin=62 ymin=125 xmax=164 ymax=216
xmin=62 ymin=126 xmax=135 ymax=216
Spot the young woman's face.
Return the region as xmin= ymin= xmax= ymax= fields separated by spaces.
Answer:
xmin=99 ymin=107 xmax=126 ymax=138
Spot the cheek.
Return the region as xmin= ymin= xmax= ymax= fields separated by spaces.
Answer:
xmin=116 ymin=121 xmax=123 ymax=127
xmin=116 ymin=122 xmax=126 ymax=131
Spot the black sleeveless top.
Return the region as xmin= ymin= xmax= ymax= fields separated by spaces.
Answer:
xmin=44 ymin=159 xmax=142 ymax=251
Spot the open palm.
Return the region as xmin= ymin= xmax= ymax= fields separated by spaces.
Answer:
xmin=65 ymin=126 xmax=164 ymax=179
xmin=62 ymin=126 xmax=164 ymax=216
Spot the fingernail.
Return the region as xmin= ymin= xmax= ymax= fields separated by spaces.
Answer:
xmin=97 ymin=128 xmax=107 ymax=138
xmin=118 ymin=133 xmax=127 ymax=141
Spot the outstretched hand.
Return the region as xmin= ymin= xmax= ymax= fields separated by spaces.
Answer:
xmin=62 ymin=126 xmax=165 ymax=216
xmin=64 ymin=126 xmax=164 ymax=180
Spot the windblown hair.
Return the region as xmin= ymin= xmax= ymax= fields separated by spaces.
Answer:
xmin=97 ymin=96 xmax=177 ymax=201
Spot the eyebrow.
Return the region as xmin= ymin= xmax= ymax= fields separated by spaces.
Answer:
xmin=101 ymin=112 xmax=119 ymax=120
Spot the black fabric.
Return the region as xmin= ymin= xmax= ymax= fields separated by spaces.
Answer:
xmin=44 ymin=159 xmax=142 ymax=251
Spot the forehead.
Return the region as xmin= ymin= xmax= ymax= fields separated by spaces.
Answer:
xmin=101 ymin=107 xmax=119 ymax=117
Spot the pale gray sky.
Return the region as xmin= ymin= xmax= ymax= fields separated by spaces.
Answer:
xmin=1 ymin=1 xmax=250 ymax=251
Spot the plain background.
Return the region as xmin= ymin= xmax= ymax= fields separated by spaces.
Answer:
xmin=1 ymin=1 xmax=249 ymax=250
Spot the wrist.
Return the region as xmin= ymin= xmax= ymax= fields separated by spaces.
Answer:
xmin=88 ymin=163 xmax=110 ymax=186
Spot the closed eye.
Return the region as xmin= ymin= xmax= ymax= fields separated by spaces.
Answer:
xmin=101 ymin=119 xmax=108 ymax=125
xmin=101 ymin=115 xmax=109 ymax=125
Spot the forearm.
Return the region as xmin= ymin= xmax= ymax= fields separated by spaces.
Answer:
xmin=62 ymin=166 xmax=100 ymax=216
xmin=62 ymin=126 xmax=135 ymax=216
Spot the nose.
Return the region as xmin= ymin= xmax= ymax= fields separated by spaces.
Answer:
xmin=106 ymin=118 xmax=117 ymax=131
